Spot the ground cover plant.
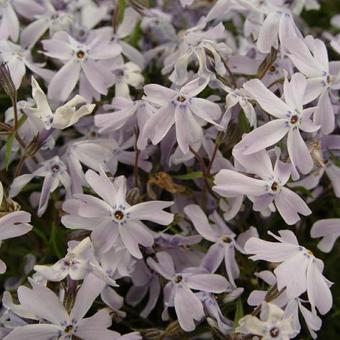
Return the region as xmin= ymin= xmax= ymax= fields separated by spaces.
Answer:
xmin=0 ymin=0 xmax=340 ymax=339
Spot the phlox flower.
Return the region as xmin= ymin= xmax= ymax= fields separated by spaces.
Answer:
xmin=3 ymin=275 xmax=140 ymax=340
xmin=110 ymin=60 xmax=144 ymax=99
xmin=142 ymin=76 xmax=222 ymax=154
xmin=197 ymin=292 xmax=232 ymax=335
xmin=184 ymin=204 xmax=256 ymax=286
xmin=285 ymin=35 xmax=340 ymax=134
xmin=42 ymin=31 xmax=122 ymax=101
xmin=147 ymin=251 xmax=231 ymax=331
xmin=25 ymin=77 xmax=95 ymax=132
xmin=0 ymin=40 xmax=53 ymax=89
xmin=20 ymin=0 xmax=74 ymax=48
xmin=9 ymin=156 xmax=71 ymax=217
xmin=163 ymin=23 xmax=233 ymax=85
xmin=311 ymin=219 xmax=340 ymax=253
xmin=289 ymin=134 xmax=340 ymax=198
xmin=94 ymin=97 xmax=153 ymax=150
xmin=245 ymin=230 xmax=333 ymax=315
xmin=238 ymin=73 xmax=319 ymax=178
xmin=126 ymin=259 xmax=161 ymax=318
xmin=0 ymin=211 xmax=32 ymax=274
xmin=0 ymin=0 xmax=23 ymax=41
xmin=236 ymin=302 xmax=295 ymax=340
xmin=248 ymin=271 xmax=322 ymax=339
xmin=61 ymin=168 xmax=174 ymax=258
xmin=213 ymin=148 xmax=311 ymax=225
xmin=33 ymin=237 xmax=113 ymax=284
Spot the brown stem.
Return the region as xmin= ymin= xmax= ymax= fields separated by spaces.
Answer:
xmin=133 ymin=127 xmax=140 ymax=188
xmin=207 ymin=132 xmax=223 ymax=175
xmin=222 ymin=58 xmax=237 ymax=89
xmin=251 ymin=284 xmax=285 ymax=317
xmin=0 ymin=122 xmax=13 ymax=131
xmin=11 ymin=96 xmax=18 ymax=130
xmin=189 ymin=146 xmax=219 ymax=200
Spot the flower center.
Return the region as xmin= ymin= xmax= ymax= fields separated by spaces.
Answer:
xmin=64 ymin=325 xmax=73 ymax=334
xmin=63 ymin=253 xmax=77 ymax=267
xmin=327 ymin=75 xmax=333 ymax=86
xmin=269 ymin=326 xmax=280 ymax=337
xmin=113 ymin=69 xmax=125 ymax=78
xmin=176 ymin=95 xmax=186 ymax=103
xmin=269 ymin=65 xmax=276 ymax=73
xmin=290 ymin=115 xmax=299 ymax=125
xmin=114 ymin=210 xmax=125 ymax=220
xmin=222 ymin=235 xmax=231 ymax=243
xmin=175 ymin=275 xmax=183 ymax=283
xmin=271 ymin=181 xmax=279 ymax=192
xmin=76 ymin=50 xmax=85 ymax=59
xmin=51 ymin=164 xmax=60 ymax=173
xmin=306 ymin=249 xmax=313 ymax=256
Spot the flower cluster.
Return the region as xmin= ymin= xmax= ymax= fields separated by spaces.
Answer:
xmin=0 ymin=0 xmax=339 ymax=339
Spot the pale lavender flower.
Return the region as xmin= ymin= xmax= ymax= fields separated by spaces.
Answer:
xmin=311 ymin=219 xmax=340 ymax=253
xmin=163 ymin=23 xmax=233 ymax=85
xmin=62 ymin=168 xmax=174 ymax=258
xmin=0 ymin=211 xmax=33 ymax=274
xmin=238 ymin=73 xmax=319 ymax=178
xmin=20 ymin=0 xmax=74 ymax=48
xmin=248 ymin=271 xmax=322 ymax=339
xmin=245 ymin=230 xmax=333 ymax=315
xmin=43 ymin=31 xmax=122 ymax=101
xmin=197 ymin=292 xmax=233 ymax=335
xmin=33 ymin=237 xmax=101 ymax=282
xmin=0 ymin=0 xmax=21 ymax=41
xmin=0 ymin=41 xmax=53 ymax=89
xmin=289 ymin=135 xmax=340 ymax=198
xmin=184 ymin=204 xmax=256 ymax=286
xmin=285 ymin=35 xmax=340 ymax=134
xmin=9 ymin=156 xmax=71 ymax=217
xmin=112 ymin=7 xmax=144 ymax=68
xmin=90 ymin=240 xmax=136 ymax=283
xmin=214 ymin=148 xmax=311 ymax=225
xmin=94 ymin=97 xmax=153 ymax=150
xmin=110 ymin=60 xmax=144 ymax=99
xmin=254 ymin=8 xmax=300 ymax=54
xmin=147 ymin=251 xmax=231 ymax=331
xmin=142 ymin=76 xmax=222 ymax=154
xmin=3 ymin=275 xmax=138 ymax=340
xmin=65 ymin=135 xmax=152 ymax=194
xmin=126 ymin=259 xmax=161 ymax=318
xmin=236 ymin=302 xmax=295 ymax=340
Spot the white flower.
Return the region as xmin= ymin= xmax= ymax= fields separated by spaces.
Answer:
xmin=25 ymin=77 xmax=95 ymax=132
xmin=236 ymin=302 xmax=295 ymax=340
xmin=33 ymin=237 xmax=105 ymax=283
xmin=245 ymin=230 xmax=333 ymax=315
